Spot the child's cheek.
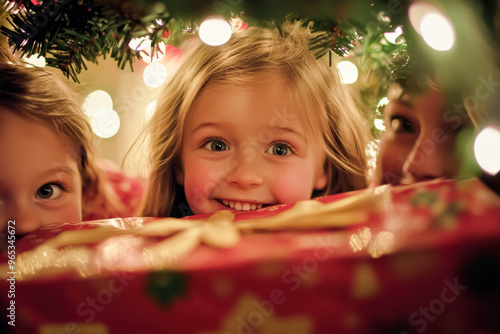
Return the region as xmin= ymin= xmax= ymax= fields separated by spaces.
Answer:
xmin=379 ymin=137 xmax=411 ymax=183
xmin=45 ymin=195 xmax=82 ymax=226
xmin=182 ymin=164 xmax=221 ymax=213
xmin=269 ymin=167 xmax=315 ymax=204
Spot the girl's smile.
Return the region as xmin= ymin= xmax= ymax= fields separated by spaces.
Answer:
xmin=178 ymin=76 xmax=328 ymax=215
xmin=216 ymin=199 xmax=270 ymax=211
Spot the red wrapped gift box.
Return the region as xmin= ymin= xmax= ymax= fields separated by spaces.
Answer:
xmin=1 ymin=178 xmax=500 ymax=334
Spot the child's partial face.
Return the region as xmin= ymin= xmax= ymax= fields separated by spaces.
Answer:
xmin=378 ymin=86 xmax=472 ymax=185
xmin=0 ymin=109 xmax=83 ymax=234
xmin=178 ymin=78 xmax=328 ymax=215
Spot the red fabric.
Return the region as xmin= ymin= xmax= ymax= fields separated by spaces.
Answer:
xmin=83 ymin=159 xmax=147 ymax=221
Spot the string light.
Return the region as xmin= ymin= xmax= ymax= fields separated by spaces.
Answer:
xmin=374 ymin=119 xmax=385 ymax=131
xmin=409 ymin=3 xmax=455 ymax=51
xmin=91 ymin=108 xmax=120 ymax=138
xmin=384 ymin=26 xmax=404 ymax=44
xmin=145 ymin=101 xmax=157 ymax=120
xmin=420 ymin=12 xmax=455 ymax=51
xmin=129 ymin=36 xmax=167 ymax=63
xmin=143 ymin=63 xmax=167 ymax=88
xmin=337 ymin=60 xmax=358 ymax=84
xmin=83 ymin=90 xmax=113 ymax=116
xmin=140 ymin=41 xmax=167 ymax=63
xmin=22 ymin=54 xmax=45 ymax=67
xmin=199 ymin=16 xmax=232 ymax=46
xmin=128 ymin=37 xmax=150 ymax=51
xmin=409 ymin=2 xmax=436 ymax=35
xmin=474 ymin=126 xmax=500 ymax=175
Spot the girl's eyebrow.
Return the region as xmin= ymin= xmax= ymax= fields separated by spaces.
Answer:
xmin=191 ymin=122 xmax=307 ymax=142
xmin=267 ymin=126 xmax=307 ymax=142
xmin=394 ymin=92 xmax=416 ymax=108
xmin=394 ymin=99 xmax=414 ymax=108
xmin=40 ymin=166 xmax=76 ymax=178
xmin=191 ymin=122 xmax=219 ymax=133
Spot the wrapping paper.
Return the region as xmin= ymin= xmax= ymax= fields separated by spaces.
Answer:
xmin=1 ymin=178 xmax=500 ymax=334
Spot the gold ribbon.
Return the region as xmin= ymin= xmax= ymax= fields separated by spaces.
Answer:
xmin=2 ymin=186 xmax=390 ymax=280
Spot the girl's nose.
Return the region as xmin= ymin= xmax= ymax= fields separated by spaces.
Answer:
xmin=401 ymin=132 xmax=457 ymax=183
xmin=226 ymin=154 xmax=264 ymax=189
xmin=9 ymin=200 xmax=42 ymax=235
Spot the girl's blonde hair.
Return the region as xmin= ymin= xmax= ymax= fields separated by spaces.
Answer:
xmin=0 ymin=50 xmax=123 ymax=218
xmin=142 ymin=22 xmax=370 ymax=217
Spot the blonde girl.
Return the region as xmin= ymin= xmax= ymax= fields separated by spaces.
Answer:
xmin=0 ymin=48 xmax=131 ymax=235
xmin=142 ymin=22 xmax=371 ymax=217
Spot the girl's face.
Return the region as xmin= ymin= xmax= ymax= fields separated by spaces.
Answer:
xmin=0 ymin=109 xmax=83 ymax=234
xmin=378 ymin=86 xmax=472 ymax=185
xmin=178 ymin=78 xmax=328 ymax=214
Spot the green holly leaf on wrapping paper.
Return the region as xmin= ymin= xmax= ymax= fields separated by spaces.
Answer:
xmin=435 ymin=201 xmax=464 ymax=230
xmin=411 ymin=191 xmax=438 ymax=206
xmin=411 ymin=191 xmax=464 ymax=230
xmin=145 ymin=271 xmax=188 ymax=307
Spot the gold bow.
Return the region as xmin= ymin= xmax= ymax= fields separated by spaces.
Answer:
xmin=3 ymin=186 xmax=389 ymax=280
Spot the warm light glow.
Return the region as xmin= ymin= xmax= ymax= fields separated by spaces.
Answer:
xmin=376 ymin=97 xmax=390 ymax=117
xmin=349 ymin=227 xmax=372 ymax=252
xmin=145 ymin=101 xmax=157 ymax=120
xmin=409 ymin=3 xmax=455 ymax=51
xmin=368 ymin=231 xmax=395 ymax=258
xmin=408 ymin=2 xmax=437 ymax=35
xmin=143 ymin=63 xmax=167 ymax=88
xmin=140 ymin=41 xmax=167 ymax=63
xmin=474 ymin=126 xmax=500 ymax=175
xmin=366 ymin=140 xmax=380 ymax=173
xmin=128 ymin=36 xmax=150 ymax=51
xmin=377 ymin=97 xmax=390 ymax=107
xmin=229 ymin=16 xmax=248 ymax=31
xmin=199 ymin=16 xmax=232 ymax=46
xmin=23 ymin=54 xmax=45 ymax=67
xmin=91 ymin=108 xmax=120 ymax=138
xmin=83 ymin=90 xmax=113 ymax=116
xmin=374 ymin=119 xmax=386 ymax=131
xmin=337 ymin=60 xmax=358 ymax=84
xmin=420 ymin=12 xmax=455 ymax=51
xmin=384 ymin=26 xmax=404 ymax=44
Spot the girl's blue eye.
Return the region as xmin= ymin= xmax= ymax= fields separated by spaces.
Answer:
xmin=267 ymin=143 xmax=291 ymax=156
xmin=36 ymin=183 xmax=63 ymax=200
xmin=204 ymin=139 xmax=228 ymax=151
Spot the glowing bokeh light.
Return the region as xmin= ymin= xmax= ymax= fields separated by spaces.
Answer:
xmin=83 ymin=90 xmax=113 ymax=116
xmin=377 ymin=97 xmax=390 ymax=111
xmin=374 ymin=119 xmax=386 ymax=131
xmin=409 ymin=3 xmax=455 ymax=51
xmin=474 ymin=126 xmax=500 ymax=175
xmin=408 ymin=2 xmax=437 ymax=35
xmin=384 ymin=26 xmax=404 ymax=44
xmin=420 ymin=12 xmax=455 ymax=51
xmin=128 ymin=36 xmax=150 ymax=51
xmin=23 ymin=54 xmax=46 ymax=67
xmin=140 ymin=41 xmax=167 ymax=63
xmin=337 ymin=61 xmax=358 ymax=84
xmin=91 ymin=108 xmax=120 ymax=138
xmin=145 ymin=101 xmax=157 ymax=120
xmin=143 ymin=63 xmax=168 ymax=88
xmin=199 ymin=17 xmax=232 ymax=46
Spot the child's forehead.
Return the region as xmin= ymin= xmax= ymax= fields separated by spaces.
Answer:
xmin=189 ymin=82 xmax=320 ymax=135
xmin=197 ymin=80 xmax=318 ymax=120
xmin=0 ymin=107 xmax=81 ymax=157
xmin=387 ymin=84 xmax=463 ymax=109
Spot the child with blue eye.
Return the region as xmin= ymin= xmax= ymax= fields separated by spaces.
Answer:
xmin=0 ymin=47 xmax=143 ymax=240
xmin=141 ymin=22 xmax=372 ymax=218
